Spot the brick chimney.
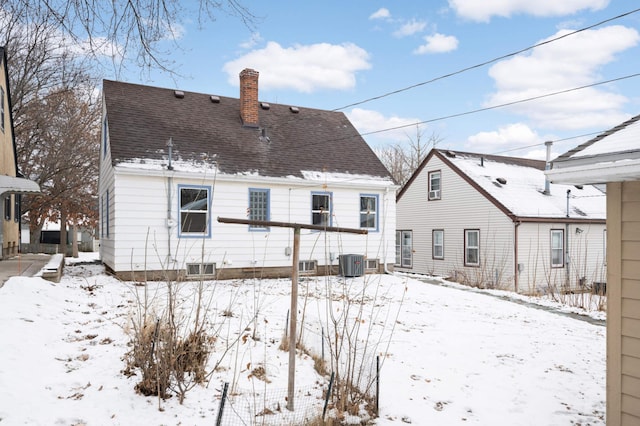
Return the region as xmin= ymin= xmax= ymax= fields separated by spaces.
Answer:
xmin=239 ymin=68 xmax=259 ymax=127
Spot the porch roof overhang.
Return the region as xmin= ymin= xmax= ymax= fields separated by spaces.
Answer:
xmin=0 ymin=175 xmax=41 ymax=196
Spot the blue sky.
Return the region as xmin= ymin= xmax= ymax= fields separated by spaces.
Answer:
xmin=116 ymin=1 xmax=640 ymax=160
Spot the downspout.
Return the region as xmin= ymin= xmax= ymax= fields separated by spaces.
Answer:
xmin=514 ymin=220 xmax=521 ymax=293
xmin=383 ymin=186 xmax=392 ymax=274
xmin=167 ymin=138 xmax=174 ymax=265
xmin=566 ymin=189 xmax=571 ymax=288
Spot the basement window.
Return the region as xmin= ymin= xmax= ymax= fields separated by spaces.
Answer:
xmin=365 ymin=259 xmax=379 ymax=271
xmin=186 ymin=263 xmax=215 ymax=277
xmin=298 ymin=260 xmax=317 ymax=275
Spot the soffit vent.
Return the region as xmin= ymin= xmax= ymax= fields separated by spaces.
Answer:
xmin=174 ymin=90 xmax=184 ymax=99
xmin=290 ymin=106 xmax=300 ymax=113
xmin=260 ymin=102 xmax=270 ymax=110
xmin=210 ymin=95 xmax=220 ymax=103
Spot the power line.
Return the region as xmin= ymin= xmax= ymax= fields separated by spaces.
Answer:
xmin=355 ymin=73 xmax=640 ymax=139
xmin=491 ymin=130 xmax=607 ymax=155
xmin=332 ymin=7 xmax=640 ymax=112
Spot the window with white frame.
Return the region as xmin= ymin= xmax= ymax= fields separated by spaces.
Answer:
xmin=359 ymin=194 xmax=378 ymax=230
xmin=187 ymin=263 xmax=215 ymax=276
xmin=465 ymin=229 xmax=480 ymax=266
xmin=433 ymin=229 xmax=444 ymax=259
xmin=395 ymin=231 xmax=401 ymax=265
xmin=299 ymin=260 xmax=317 ymax=274
xmin=179 ymin=186 xmax=210 ymax=236
xmin=428 ymin=170 xmax=441 ymax=200
xmin=551 ymin=229 xmax=564 ymax=268
xmin=248 ymin=188 xmax=269 ymax=230
xmin=311 ymin=192 xmax=331 ymax=226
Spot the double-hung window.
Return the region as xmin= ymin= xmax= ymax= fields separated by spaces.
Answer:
xmin=311 ymin=192 xmax=331 ymax=227
xmin=179 ymin=185 xmax=210 ymax=237
xmin=428 ymin=170 xmax=441 ymax=200
xmin=551 ymin=229 xmax=564 ymax=268
xmin=359 ymin=194 xmax=378 ymax=231
xmin=14 ymin=194 xmax=20 ymax=222
xmin=248 ymin=188 xmax=269 ymax=231
xmin=433 ymin=229 xmax=444 ymax=259
xmin=465 ymin=229 xmax=480 ymax=266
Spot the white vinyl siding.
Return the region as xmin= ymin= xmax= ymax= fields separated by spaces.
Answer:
xmin=99 ymin=167 xmax=396 ymax=275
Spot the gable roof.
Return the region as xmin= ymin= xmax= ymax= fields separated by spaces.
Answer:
xmin=399 ymin=149 xmax=605 ymax=221
xmin=103 ymin=79 xmax=392 ymax=181
xmin=547 ymin=113 xmax=640 ymax=184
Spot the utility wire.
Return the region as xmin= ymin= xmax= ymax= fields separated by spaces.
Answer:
xmin=491 ymin=130 xmax=607 ymax=155
xmin=332 ymin=7 xmax=640 ymax=112
xmin=356 ymin=73 xmax=640 ymax=139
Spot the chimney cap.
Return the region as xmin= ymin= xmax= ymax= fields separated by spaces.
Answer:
xmin=240 ymin=68 xmax=259 ymax=77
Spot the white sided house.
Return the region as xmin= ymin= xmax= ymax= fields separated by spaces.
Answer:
xmin=396 ymin=148 xmax=606 ymax=293
xmin=99 ymin=70 xmax=397 ymax=280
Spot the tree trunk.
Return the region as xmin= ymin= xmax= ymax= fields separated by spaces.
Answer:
xmin=72 ymin=223 xmax=79 ymax=257
xmin=59 ymin=210 xmax=67 ymax=256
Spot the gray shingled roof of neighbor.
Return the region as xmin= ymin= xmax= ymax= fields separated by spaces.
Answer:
xmin=102 ymin=79 xmax=392 ymax=180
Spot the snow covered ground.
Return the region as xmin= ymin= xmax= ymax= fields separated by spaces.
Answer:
xmin=0 ymin=253 xmax=605 ymax=425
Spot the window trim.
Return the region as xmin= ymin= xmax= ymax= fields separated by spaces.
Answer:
xmin=248 ymin=188 xmax=270 ymax=231
xmin=551 ymin=229 xmax=564 ymax=268
xmin=432 ymin=229 xmax=444 ymax=260
xmin=311 ymin=191 xmax=332 ymax=227
xmin=464 ymin=229 xmax=480 ymax=267
xmin=359 ymin=193 xmax=379 ymax=232
xmin=395 ymin=230 xmax=401 ymax=266
xmin=178 ymin=184 xmax=211 ymax=238
xmin=428 ymin=170 xmax=441 ymax=201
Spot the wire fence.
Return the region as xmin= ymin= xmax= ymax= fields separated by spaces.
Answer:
xmin=215 ymin=382 xmax=328 ymax=426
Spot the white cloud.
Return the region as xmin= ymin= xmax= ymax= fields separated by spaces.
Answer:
xmin=239 ymin=32 xmax=263 ymax=49
xmin=485 ymin=25 xmax=639 ymax=130
xmin=222 ymin=41 xmax=371 ymax=93
xmin=448 ymin=0 xmax=609 ymax=22
xmin=393 ymin=19 xmax=427 ymax=37
xmin=414 ymin=33 xmax=459 ymax=54
xmin=370 ymin=8 xmax=391 ymax=20
xmin=347 ymin=108 xmax=422 ymax=144
xmin=465 ymin=123 xmax=541 ymax=152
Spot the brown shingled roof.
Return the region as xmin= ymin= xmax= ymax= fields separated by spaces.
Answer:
xmin=103 ymin=79 xmax=392 ymax=179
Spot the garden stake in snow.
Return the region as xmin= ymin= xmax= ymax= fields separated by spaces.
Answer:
xmin=217 ymin=216 xmax=368 ymax=411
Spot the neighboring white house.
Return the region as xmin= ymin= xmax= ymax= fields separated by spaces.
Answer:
xmin=546 ymin=113 xmax=640 ymax=426
xmin=99 ymin=69 xmax=397 ymax=280
xmin=396 ymin=148 xmax=606 ymax=293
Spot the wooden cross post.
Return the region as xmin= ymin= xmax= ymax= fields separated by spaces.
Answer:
xmin=217 ymin=217 xmax=367 ymax=411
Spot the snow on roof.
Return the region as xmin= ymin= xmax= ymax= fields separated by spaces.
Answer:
xmin=446 ymin=152 xmax=606 ymax=219
xmin=573 ymin=115 xmax=640 ymax=157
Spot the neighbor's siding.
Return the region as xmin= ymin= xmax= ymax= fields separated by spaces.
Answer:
xmin=109 ymin=170 xmax=396 ymax=277
xmin=98 ymin=105 xmax=115 ymax=270
xmin=517 ymin=222 xmax=606 ymax=294
xmin=0 ymin=58 xmax=19 ymax=256
xmin=397 ymin=154 xmax=515 ymax=289
xmin=609 ymin=181 xmax=640 ymax=425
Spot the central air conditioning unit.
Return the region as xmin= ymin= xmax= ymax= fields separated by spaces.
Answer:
xmin=339 ymin=254 xmax=364 ymax=277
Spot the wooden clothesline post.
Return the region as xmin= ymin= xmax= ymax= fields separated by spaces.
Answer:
xmin=217 ymin=217 xmax=367 ymax=411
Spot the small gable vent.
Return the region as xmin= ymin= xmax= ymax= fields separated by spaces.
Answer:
xmin=210 ymin=95 xmax=220 ymax=103
xmin=174 ymin=90 xmax=185 ymax=99
xmin=260 ymin=102 xmax=270 ymax=110
xmin=290 ymin=106 xmax=300 ymax=113
xmin=496 ymin=177 xmax=507 ymax=185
